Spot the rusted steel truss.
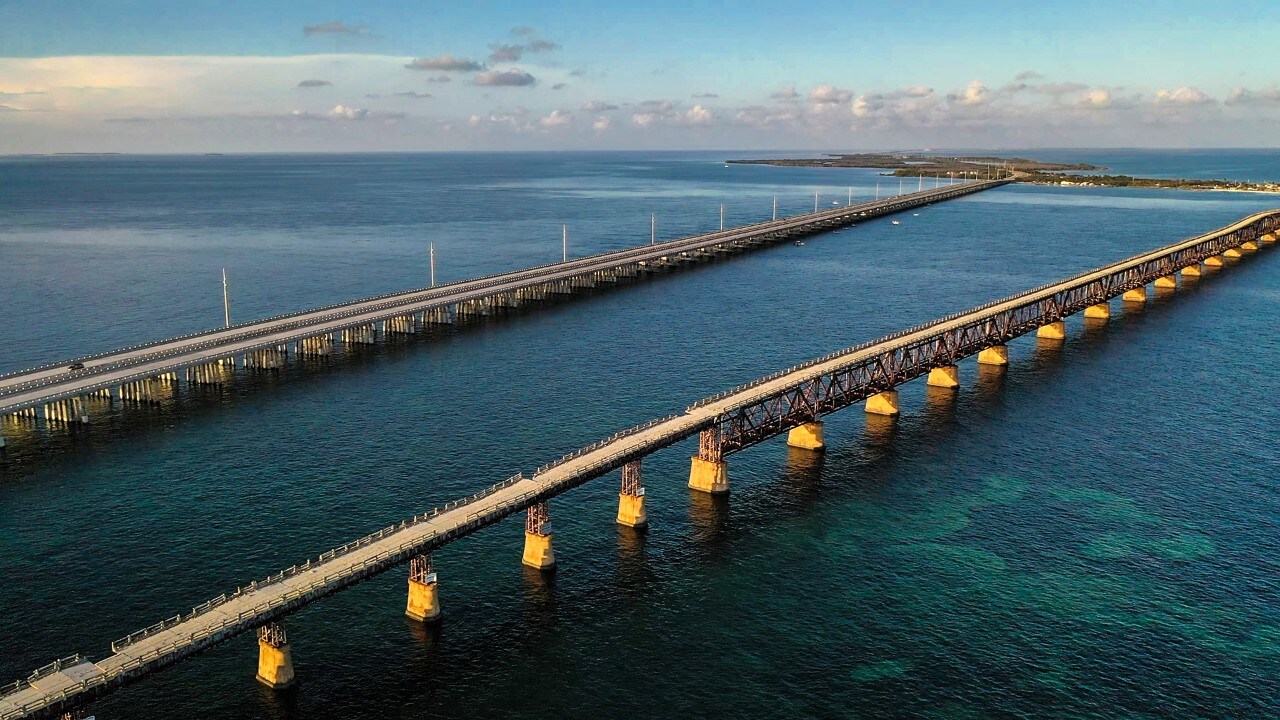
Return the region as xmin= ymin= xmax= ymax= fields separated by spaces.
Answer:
xmin=620 ymin=460 xmax=643 ymax=496
xmin=713 ymin=218 xmax=1276 ymax=456
xmin=525 ymin=502 xmax=550 ymax=536
xmin=256 ymin=622 xmax=287 ymax=648
xmin=408 ymin=554 xmax=433 ymax=583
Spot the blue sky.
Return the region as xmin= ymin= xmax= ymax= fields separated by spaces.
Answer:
xmin=2 ymin=0 xmax=1278 ymax=152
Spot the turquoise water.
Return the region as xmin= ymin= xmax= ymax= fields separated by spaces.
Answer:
xmin=0 ymin=152 xmax=1277 ymax=719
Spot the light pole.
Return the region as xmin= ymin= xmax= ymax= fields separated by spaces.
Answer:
xmin=221 ymin=269 xmax=231 ymax=328
xmin=429 ymin=243 xmax=436 ymax=287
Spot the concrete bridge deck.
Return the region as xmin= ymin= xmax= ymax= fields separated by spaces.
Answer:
xmin=0 ymin=179 xmax=1004 ymax=427
xmin=3 ymin=207 xmax=1275 ymax=719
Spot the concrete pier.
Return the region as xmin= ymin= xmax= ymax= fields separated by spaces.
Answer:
xmin=1181 ymin=263 xmax=1202 ymax=277
xmin=1223 ymin=247 xmax=1243 ymax=259
xmin=1036 ymin=321 xmax=1066 ymax=340
xmin=1154 ymin=275 xmax=1177 ymax=289
xmin=926 ymin=365 xmax=960 ymax=388
xmin=522 ymin=503 xmax=555 ymax=570
xmin=977 ymin=345 xmax=1009 ymax=366
xmin=255 ymin=623 xmax=295 ymax=690
xmin=786 ymin=421 xmax=826 ymax=450
xmin=341 ymin=325 xmax=377 ymax=345
xmin=1084 ymin=302 xmax=1111 ymax=319
xmin=1122 ymin=287 xmax=1147 ymax=303
xmin=1204 ymin=255 xmax=1225 ymax=267
xmin=864 ymin=390 xmax=900 ymax=416
xmin=405 ymin=555 xmax=441 ymax=622
xmin=616 ymin=460 xmax=647 ymax=528
xmin=688 ymin=456 xmax=729 ymax=494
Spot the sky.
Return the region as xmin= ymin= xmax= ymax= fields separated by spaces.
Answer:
xmin=1 ymin=0 xmax=1279 ymax=153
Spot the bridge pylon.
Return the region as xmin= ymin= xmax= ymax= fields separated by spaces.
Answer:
xmin=689 ymin=427 xmax=729 ymax=494
xmin=255 ymin=622 xmax=296 ymax=690
xmin=1036 ymin=321 xmax=1067 ymax=340
xmin=926 ymin=365 xmax=960 ymax=389
xmin=522 ymin=502 xmax=556 ymax=570
xmin=1181 ymin=263 xmax=1202 ymax=277
xmin=617 ymin=460 xmax=647 ymax=529
xmin=406 ymin=554 xmax=441 ymax=622
xmin=864 ymin=390 xmax=900 ymax=416
xmin=786 ymin=421 xmax=826 ymax=451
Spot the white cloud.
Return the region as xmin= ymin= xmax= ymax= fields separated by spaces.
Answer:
xmin=472 ymin=68 xmax=537 ymax=87
xmin=771 ymin=86 xmax=799 ymax=100
xmin=1226 ymin=86 xmax=1280 ymax=105
xmin=592 ymin=115 xmax=611 ymax=133
xmin=952 ymin=80 xmax=992 ymax=106
xmin=405 ymin=55 xmax=485 ymax=72
xmin=685 ymin=104 xmax=714 ymax=124
xmin=808 ymin=84 xmax=852 ymax=105
xmin=1154 ymin=86 xmax=1214 ymax=105
xmin=581 ymin=100 xmax=618 ymax=112
xmin=329 ymin=104 xmax=369 ymax=120
xmin=632 ymin=112 xmax=660 ymax=128
xmin=539 ymin=109 xmax=571 ymax=127
xmin=1077 ymin=89 xmax=1112 ymax=109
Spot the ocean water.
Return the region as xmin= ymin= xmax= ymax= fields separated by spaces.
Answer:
xmin=0 ymin=151 xmax=1277 ymax=719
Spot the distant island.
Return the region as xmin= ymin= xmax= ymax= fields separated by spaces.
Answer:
xmin=728 ymin=153 xmax=1280 ymax=195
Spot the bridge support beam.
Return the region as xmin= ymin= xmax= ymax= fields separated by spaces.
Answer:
xmin=926 ymin=365 xmax=960 ymax=388
xmin=406 ymin=554 xmax=441 ymax=622
xmin=977 ymin=345 xmax=1008 ymax=366
xmin=522 ymin=502 xmax=556 ymax=570
xmin=1241 ymin=240 xmax=1259 ymax=252
xmin=786 ymin=421 xmax=826 ymax=450
xmin=255 ymin=623 xmax=296 ymax=690
xmin=1036 ymin=321 xmax=1066 ymax=340
xmin=1223 ymin=247 xmax=1243 ymax=259
xmin=1122 ymin=287 xmax=1147 ymax=303
xmin=1204 ymin=255 xmax=1225 ymax=267
xmin=689 ymin=428 xmax=729 ymax=494
xmin=616 ymin=460 xmax=647 ymax=529
xmin=1154 ymin=275 xmax=1177 ymax=289
xmin=1260 ymin=233 xmax=1276 ymax=245
xmin=864 ymin=390 xmax=900 ymax=416
xmin=1084 ymin=302 xmax=1111 ymax=320
xmin=1181 ymin=263 xmax=1202 ymax=277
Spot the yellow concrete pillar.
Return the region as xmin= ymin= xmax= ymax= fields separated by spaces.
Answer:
xmin=1122 ymin=287 xmax=1147 ymax=303
xmin=255 ymin=624 xmax=295 ymax=690
xmin=1260 ymin=233 xmax=1276 ymax=245
xmin=1204 ymin=255 xmax=1224 ymax=267
xmin=522 ymin=532 xmax=556 ymax=570
xmin=786 ymin=421 xmax=825 ymax=450
xmin=926 ymin=365 xmax=960 ymax=388
xmin=522 ymin=503 xmax=555 ymax=570
xmin=1241 ymin=240 xmax=1259 ymax=252
xmin=616 ymin=491 xmax=647 ymax=528
xmin=1223 ymin=247 xmax=1243 ymax=259
xmin=864 ymin=390 xmax=900 ymax=416
xmin=977 ymin=345 xmax=1008 ymax=366
xmin=1181 ymin=264 xmax=1202 ymax=277
xmin=1154 ymin=275 xmax=1177 ymax=289
xmin=1036 ymin=321 xmax=1066 ymax=340
xmin=1084 ymin=303 xmax=1110 ymax=319
xmin=688 ymin=456 xmax=729 ymax=494
xmin=406 ymin=556 xmax=441 ymax=622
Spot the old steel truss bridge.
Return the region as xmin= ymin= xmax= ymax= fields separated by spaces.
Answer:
xmin=0 ymin=178 xmax=1005 ymax=444
xmin=2 ymin=210 xmax=1275 ymax=719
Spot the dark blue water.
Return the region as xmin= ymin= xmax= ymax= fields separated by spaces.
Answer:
xmin=1 ymin=152 xmax=1278 ymax=719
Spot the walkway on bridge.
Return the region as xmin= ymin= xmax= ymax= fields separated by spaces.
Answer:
xmin=3 ymin=208 xmax=1276 ymax=719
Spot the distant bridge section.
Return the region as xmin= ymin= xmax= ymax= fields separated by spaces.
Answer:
xmin=0 ymin=179 xmax=1006 ymax=438
xmin=3 ymin=208 xmax=1275 ymax=719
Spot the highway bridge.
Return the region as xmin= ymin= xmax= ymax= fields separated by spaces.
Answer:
xmin=0 ymin=178 xmax=1005 ymax=439
xmin=3 ymin=209 xmax=1274 ymax=719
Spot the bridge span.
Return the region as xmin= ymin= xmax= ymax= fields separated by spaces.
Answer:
xmin=0 ymin=179 xmax=1005 ymax=442
xmin=2 ymin=210 xmax=1275 ymax=719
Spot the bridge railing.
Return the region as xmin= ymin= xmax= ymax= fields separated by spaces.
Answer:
xmin=0 ymin=181 xmax=998 ymax=392
xmin=107 ymin=472 xmax=528 ymax=654
xmin=533 ymin=413 xmax=683 ymax=477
